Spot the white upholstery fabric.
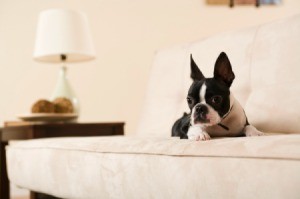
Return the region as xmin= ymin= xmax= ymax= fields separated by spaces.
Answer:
xmin=6 ymin=135 xmax=300 ymax=199
xmin=137 ymin=14 xmax=300 ymax=137
xmin=245 ymin=15 xmax=300 ymax=133
xmin=136 ymin=45 xmax=191 ymax=137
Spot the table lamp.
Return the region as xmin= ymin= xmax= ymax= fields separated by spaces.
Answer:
xmin=33 ymin=9 xmax=96 ymax=114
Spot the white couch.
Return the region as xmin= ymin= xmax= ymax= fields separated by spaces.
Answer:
xmin=6 ymin=14 xmax=300 ymax=199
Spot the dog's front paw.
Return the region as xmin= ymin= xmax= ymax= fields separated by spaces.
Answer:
xmin=194 ymin=131 xmax=211 ymax=141
xmin=244 ymin=125 xmax=264 ymax=137
xmin=187 ymin=126 xmax=211 ymax=141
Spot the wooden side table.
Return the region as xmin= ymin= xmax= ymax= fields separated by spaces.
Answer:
xmin=0 ymin=122 xmax=124 ymax=199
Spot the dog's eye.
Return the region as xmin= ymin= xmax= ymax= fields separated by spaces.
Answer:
xmin=187 ymin=97 xmax=193 ymax=104
xmin=211 ymin=96 xmax=222 ymax=105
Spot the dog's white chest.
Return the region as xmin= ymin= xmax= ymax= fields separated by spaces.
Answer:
xmin=207 ymin=99 xmax=246 ymax=137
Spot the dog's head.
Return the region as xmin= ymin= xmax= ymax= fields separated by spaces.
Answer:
xmin=187 ymin=52 xmax=235 ymax=127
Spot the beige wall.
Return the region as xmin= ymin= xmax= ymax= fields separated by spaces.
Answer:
xmin=1 ymin=0 xmax=300 ymax=136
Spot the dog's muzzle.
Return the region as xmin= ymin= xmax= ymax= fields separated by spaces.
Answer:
xmin=193 ymin=104 xmax=209 ymax=123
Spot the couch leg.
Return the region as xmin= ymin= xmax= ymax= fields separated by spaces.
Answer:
xmin=30 ymin=191 xmax=62 ymax=199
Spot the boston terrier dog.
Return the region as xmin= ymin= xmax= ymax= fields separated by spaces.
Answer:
xmin=172 ymin=52 xmax=263 ymax=141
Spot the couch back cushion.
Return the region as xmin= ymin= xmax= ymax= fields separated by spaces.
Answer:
xmin=245 ymin=14 xmax=300 ymax=133
xmin=136 ymin=14 xmax=300 ymax=137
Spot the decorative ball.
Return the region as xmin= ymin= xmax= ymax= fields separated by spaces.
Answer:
xmin=53 ymin=97 xmax=74 ymax=113
xmin=31 ymin=99 xmax=55 ymax=113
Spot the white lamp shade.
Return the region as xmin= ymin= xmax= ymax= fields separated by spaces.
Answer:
xmin=33 ymin=9 xmax=96 ymax=63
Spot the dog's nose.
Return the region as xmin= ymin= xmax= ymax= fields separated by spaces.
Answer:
xmin=195 ymin=104 xmax=208 ymax=115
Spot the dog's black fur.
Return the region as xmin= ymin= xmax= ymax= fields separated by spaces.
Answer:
xmin=171 ymin=52 xmax=262 ymax=140
xmin=171 ymin=52 xmax=235 ymax=139
xmin=171 ymin=112 xmax=190 ymax=139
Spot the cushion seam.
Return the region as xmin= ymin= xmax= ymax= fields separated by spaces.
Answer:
xmin=7 ymin=147 xmax=300 ymax=161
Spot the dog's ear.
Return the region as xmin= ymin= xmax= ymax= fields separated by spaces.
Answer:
xmin=190 ymin=54 xmax=205 ymax=81
xmin=213 ymin=52 xmax=235 ymax=87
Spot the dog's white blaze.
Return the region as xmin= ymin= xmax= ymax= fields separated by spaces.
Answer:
xmin=199 ymin=83 xmax=206 ymax=103
xmin=191 ymin=82 xmax=221 ymax=127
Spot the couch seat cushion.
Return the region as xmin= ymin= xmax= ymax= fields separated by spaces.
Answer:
xmin=7 ymin=134 xmax=300 ymax=160
xmin=6 ymin=134 xmax=300 ymax=199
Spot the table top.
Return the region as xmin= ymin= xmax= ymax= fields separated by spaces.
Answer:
xmin=4 ymin=121 xmax=124 ymax=127
xmin=1 ymin=121 xmax=125 ymax=141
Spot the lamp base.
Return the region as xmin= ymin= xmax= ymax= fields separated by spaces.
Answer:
xmin=51 ymin=66 xmax=79 ymax=115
